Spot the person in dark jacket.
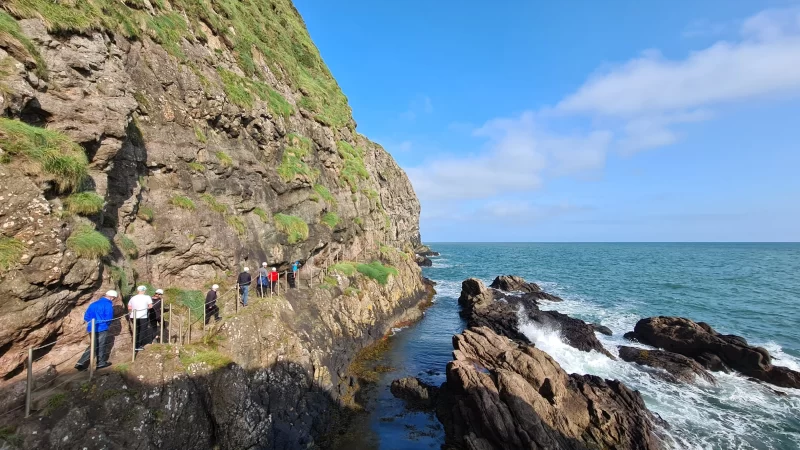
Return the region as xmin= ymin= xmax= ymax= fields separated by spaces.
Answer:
xmin=75 ymin=290 xmax=117 ymax=371
xmin=149 ymin=289 xmax=167 ymax=343
xmin=205 ymin=284 xmax=221 ymax=324
xmin=238 ymin=267 xmax=252 ymax=306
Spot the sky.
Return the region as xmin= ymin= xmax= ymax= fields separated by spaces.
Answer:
xmin=294 ymin=0 xmax=800 ymax=242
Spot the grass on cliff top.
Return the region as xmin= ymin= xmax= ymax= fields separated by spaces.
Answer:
xmin=274 ymin=213 xmax=308 ymax=244
xmin=321 ymin=212 xmax=339 ymax=229
xmin=2 ymin=0 xmax=352 ymax=127
xmin=336 ymin=141 xmax=369 ymax=193
xmin=67 ymin=225 xmax=111 ymax=259
xmin=0 ymin=118 xmax=88 ymax=192
xmin=0 ymin=237 xmax=25 ymax=272
xmin=0 ymin=10 xmax=47 ymax=79
xmin=65 ymin=192 xmax=104 ymax=215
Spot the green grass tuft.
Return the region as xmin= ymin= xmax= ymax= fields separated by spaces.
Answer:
xmin=193 ymin=125 xmax=207 ymax=143
xmin=44 ymin=393 xmax=67 ymax=416
xmin=215 ymin=151 xmax=232 ymax=167
xmin=0 ymin=118 xmax=88 ymax=191
xmin=274 ymin=213 xmax=309 ymax=244
xmin=329 ymin=262 xmax=356 ymax=276
xmin=137 ymin=205 xmax=154 ymax=222
xmin=65 ymin=192 xmax=104 ymax=215
xmin=188 ymin=161 xmax=205 ymax=172
xmin=171 ymin=195 xmax=195 ymax=210
xmin=67 ymin=225 xmax=111 ymax=259
xmin=118 ymin=234 xmax=138 ymax=259
xmin=313 ymin=184 xmax=336 ymax=205
xmin=356 ymin=261 xmax=398 ymax=285
xmin=217 ymin=68 xmax=294 ymax=117
xmin=200 ymin=193 xmax=226 ymax=214
xmin=180 ymin=348 xmax=232 ymax=370
xmin=252 ymin=207 xmax=269 ymax=223
xmin=164 ymin=288 xmax=204 ymax=320
xmin=0 ymin=237 xmax=25 ymax=272
xmin=225 ymin=215 xmax=246 ymax=236
xmin=354 ymin=217 xmax=363 ymax=226
xmin=336 ymin=141 xmax=369 ymax=193
xmin=321 ymin=212 xmax=339 ymax=229
xmin=0 ymin=10 xmax=47 ymax=79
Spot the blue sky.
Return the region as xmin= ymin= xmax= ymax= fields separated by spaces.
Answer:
xmin=294 ymin=0 xmax=800 ymax=242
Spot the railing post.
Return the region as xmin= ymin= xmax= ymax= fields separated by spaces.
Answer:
xmin=89 ymin=319 xmax=96 ymax=380
xmin=131 ymin=312 xmax=137 ymax=363
xmin=187 ymin=307 xmax=191 ymax=343
xmin=169 ymin=307 xmax=173 ymax=344
xmin=203 ymin=300 xmax=206 ymax=333
xmin=236 ymin=283 xmax=239 ymax=314
xmin=24 ymin=348 xmax=33 ymax=418
xmin=160 ymin=298 xmax=165 ymax=344
xmin=178 ymin=316 xmax=182 ymax=349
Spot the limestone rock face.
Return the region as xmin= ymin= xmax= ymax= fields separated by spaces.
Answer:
xmin=625 ymin=317 xmax=800 ymax=389
xmin=0 ymin=3 xmax=421 ymax=380
xmin=437 ymin=327 xmax=664 ymax=450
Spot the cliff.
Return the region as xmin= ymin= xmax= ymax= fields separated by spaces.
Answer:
xmin=0 ymin=1 xmax=426 ymax=447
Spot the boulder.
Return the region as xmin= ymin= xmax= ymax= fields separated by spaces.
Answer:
xmin=390 ymin=377 xmax=439 ymax=410
xmin=591 ymin=323 xmax=613 ymax=336
xmin=436 ymin=327 xmax=664 ymax=450
xmin=490 ymin=275 xmax=542 ymax=293
xmin=626 ymin=317 xmax=800 ymax=389
xmin=618 ymin=346 xmax=715 ymax=384
xmin=414 ymin=254 xmax=433 ymax=267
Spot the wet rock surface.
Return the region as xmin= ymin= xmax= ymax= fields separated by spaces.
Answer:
xmin=625 ymin=316 xmax=800 ymax=389
xmin=436 ymin=327 xmax=664 ymax=450
xmin=618 ymin=345 xmax=716 ymax=384
xmin=390 ymin=376 xmax=439 ymax=410
xmin=458 ymin=278 xmax=614 ymax=358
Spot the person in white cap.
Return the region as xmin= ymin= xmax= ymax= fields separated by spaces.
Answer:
xmin=75 ymin=290 xmax=118 ymax=371
xmin=149 ymin=289 xmax=166 ymax=343
xmin=268 ymin=267 xmax=279 ymax=294
xmin=257 ymin=262 xmax=269 ymax=297
xmin=205 ymin=284 xmax=221 ymax=324
xmin=237 ymin=267 xmax=251 ymax=306
xmin=128 ymin=286 xmax=153 ymax=351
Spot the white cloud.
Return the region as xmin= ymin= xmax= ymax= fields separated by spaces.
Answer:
xmin=406 ymin=111 xmax=611 ymax=202
xmin=558 ymin=8 xmax=800 ymax=117
xmin=619 ymin=110 xmax=713 ymax=154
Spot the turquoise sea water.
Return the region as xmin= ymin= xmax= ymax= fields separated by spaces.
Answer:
xmin=365 ymin=243 xmax=800 ymax=450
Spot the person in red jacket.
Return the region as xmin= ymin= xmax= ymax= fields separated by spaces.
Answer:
xmin=268 ymin=267 xmax=279 ymax=293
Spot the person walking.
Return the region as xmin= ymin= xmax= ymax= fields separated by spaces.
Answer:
xmin=238 ymin=267 xmax=252 ymax=306
xmin=205 ymin=284 xmax=221 ymax=324
xmin=75 ymin=290 xmax=117 ymax=371
xmin=290 ymin=261 xmax=300 ymax=288
xmin=257 ymin=262 xmax=269 ymax=297
xmin=128 ymin=286 xmax=153 ymax=351
xmin=268 ymin=267 xmax=279 ymax=294
xmin=149 ymin=289 xmax=166 ymax=343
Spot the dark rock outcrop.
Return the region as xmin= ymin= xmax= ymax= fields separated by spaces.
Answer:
xmin=591 ymin=323 xmax=613 ymax=336
xmin=458 ymin=278 xmax=614 ymax=359
xmin=415 ymin=254 xmax=433 ymax=267
xmin=626 ymin=317 xmax=800 ymax=389
xmin=618 ymin=346 xmax=716 ymax=384
xmin=490 ymin=275 xmax=563 ymax=301
xmin=436 ymin=327 xmax=664 ymax=450
xmin=390 ymin=376 xmax=439 ymax=410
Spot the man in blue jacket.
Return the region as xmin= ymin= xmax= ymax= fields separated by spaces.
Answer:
xmin=75 ymin=290 xmax=117 ymax=371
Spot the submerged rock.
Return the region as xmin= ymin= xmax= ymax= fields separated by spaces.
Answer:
xmin=626 ymin=317 xmax=800 ymax=389
xmin=436 ymin=327 xmax=665 ymax=450
xmin=390 ymin=377 xmax=439 ymax=410
xmin=458 ymin=278 xmax=614 ymax=358
xmin=618 ymin=346 xmax=716 ymax=384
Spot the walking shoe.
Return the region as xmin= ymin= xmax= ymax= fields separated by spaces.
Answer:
xmin=96 ymin=362 xmax=112 ymax=370
xmin=74 ymin=363 xmax=87 ymax=372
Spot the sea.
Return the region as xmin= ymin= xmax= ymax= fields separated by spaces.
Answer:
xmin=352 ymin=243 xmax=800 ymax=450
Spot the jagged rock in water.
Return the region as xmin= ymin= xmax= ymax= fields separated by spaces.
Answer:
xmin=458 ymin=278 xmax=614 ymax=358
xmin=415 ymin=254 xmax=433 ymax=267
xmin=490 ymin=275 xmax=564 ymax=302
xmin=591 ymin=323 xmax=613 ymax=336
xmin=436 ymin=327 xmax=665 ymax=450
xmin=390 ymin=376 xmax=439 ymax=410
xmin=626 ymin=317 xmax=800 ymax=389
xmin=618 ymin=346 xmax=716 ymax=384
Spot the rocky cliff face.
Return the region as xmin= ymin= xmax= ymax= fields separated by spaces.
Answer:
xmin=0 ymin=0 xmax=422 ymax=380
